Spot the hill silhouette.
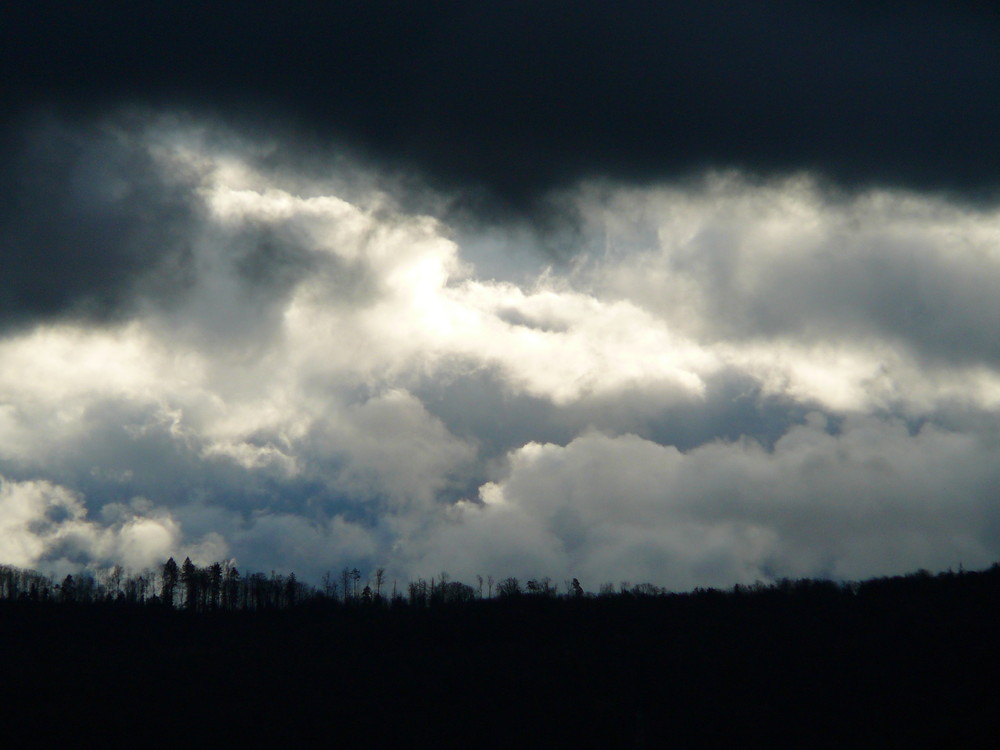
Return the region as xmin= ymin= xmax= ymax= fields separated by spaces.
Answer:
xmin=2 ymin=562 xmax=998 ymax=747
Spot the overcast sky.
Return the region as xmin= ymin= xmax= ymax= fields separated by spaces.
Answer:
xmin=3 ymin=1 xmax=1000 ymax=590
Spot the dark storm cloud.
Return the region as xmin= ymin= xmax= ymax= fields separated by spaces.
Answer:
xmin=0 ymin=113 xmax=339 ymax=334
xmin=0 ymin=116 xmax=197 ymax=327
xmin=5 ymin=1 xmax=1000 ymax=215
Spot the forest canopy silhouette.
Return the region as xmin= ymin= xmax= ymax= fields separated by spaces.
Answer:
xmin=3 ymin=559 xmax=1000 ymax=746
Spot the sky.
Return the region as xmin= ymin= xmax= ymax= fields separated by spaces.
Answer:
xmin=3 ymin=1 xmax=1000 ymax=590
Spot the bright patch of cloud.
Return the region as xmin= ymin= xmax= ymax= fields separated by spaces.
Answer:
xmin=576 ymin=174 xmax=1000 ymax=411
xmin=424 ymin=417 xmax=999 ymax=589
xmin=0 ymin=475 xmax=185 ymax=572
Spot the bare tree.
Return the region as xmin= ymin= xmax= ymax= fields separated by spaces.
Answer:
xmin=497 ymin=577 xmax=521 ymax=597
xmin=222 ymin=561 xmax=240 ymax=610
xmin=106 ymin=564 xmax=124 ymax=601
xmin=408 ymin=578 xmax=428 ymax=607
xmin=322 ymin=571 xmax=338 ymax=600
xmin=341 ymin=567 xmax=352 ymax=603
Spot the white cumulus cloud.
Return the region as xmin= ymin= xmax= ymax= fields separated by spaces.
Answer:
xmin=3 ymin=118 xmax=1000 ymax=587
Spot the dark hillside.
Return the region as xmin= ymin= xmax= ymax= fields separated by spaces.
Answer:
xmin=2 ymin=568 xmax=1000 ymax=747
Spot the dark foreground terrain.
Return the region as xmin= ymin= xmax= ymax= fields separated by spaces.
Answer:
xmin=3 ymin=567 xmax=999 ymax=748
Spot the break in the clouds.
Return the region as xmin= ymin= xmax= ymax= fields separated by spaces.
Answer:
xmin=2 ymin=112 xmax=1000 ymax=588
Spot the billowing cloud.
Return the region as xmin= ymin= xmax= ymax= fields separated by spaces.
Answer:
xmin=0 ymin=475 xmax=189 ymax=573
xmin=579 ymin=176 xmax=1000 ymax=367
xmin=418 ymin=416 xmax=1000 ymax=590
xmin=2 ymin=114 xmax=1000 ymax=588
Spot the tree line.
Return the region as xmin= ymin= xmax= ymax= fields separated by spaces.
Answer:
xmin=5 ymin=559 xmax=1000 ymax=746
xmin=0 ymin=557 xmax=595 ymax=611
xmin=3 ymin=557 xmax=1000 ymax=615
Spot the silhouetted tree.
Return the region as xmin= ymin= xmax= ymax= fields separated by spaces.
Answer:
xmin=106 ymin=564 xmax=124 ymax=601
xmin=631 ymin=582 xmax=662 ymax=597
xmin=76 ymin=572 xmax=96 ymax=603
xmin=120 ymin=570 xmax=147 ymax=604
xmin=222 ymin=562 xmax=240 ymax=610
xmin=60 ymin=574 xmax=75 ymax=603
xmin=206 ymin=562 xmax=223 ymax=610
xmin=161 ymin=557 xmax=179 ymax=607
xmin=408 ymin=578 xmax=428 ymax=607
xmin=247 ymin=572 xmax=268 ymax=610
xmin=442 ymin=581 xmax=476 ymax=603
xmin=525 ymin=578 xmax=556 ymax=597
xmin=431 ymin=572 xmax=452 ymax=606
xmin=341 ymin=567 xmax=352 ymax=603
xmin=181 ymin=557 xmax=199 ymax=610
xmin=0 ymin=565 xmax=14 ymax=600
xmin=497 ymin=577 xmax=521 ymax=597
